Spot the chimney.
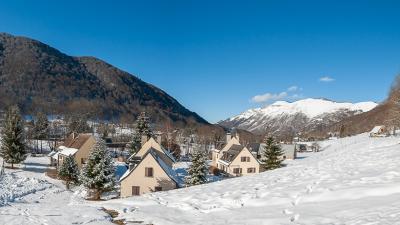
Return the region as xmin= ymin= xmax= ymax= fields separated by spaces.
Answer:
xmin=226 ymin=133 xmax=232 ymax=143
xmin=236 ymin=133 xmax=240 ymax=142
xmin=129 ymin=162 xmax=135 ymax=171
xmin=156 ymin=134 xmax=162 ymax=144
xmin=141 ymin=135 xmax=148 ymax=147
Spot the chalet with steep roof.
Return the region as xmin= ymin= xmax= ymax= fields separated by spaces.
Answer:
xmin=120 ymin=137 xmax=179 ymax=197
xmin=212 ymin=134 xmax=261 ymax=177
xmin=51 ymin=133 xmax=96 ymax=169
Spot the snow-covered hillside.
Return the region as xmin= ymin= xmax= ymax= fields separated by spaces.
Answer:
xmin=219 ymin=98 xmax=377 ymax=136
xmin=1 ymin=134 xmax=400 ymax=225
xmin=101 ymin=134 xmax=400 ymax=225
xmin=0 ymin=157 xmax=113 ymax=225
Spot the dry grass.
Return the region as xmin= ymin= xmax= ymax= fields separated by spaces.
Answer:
xmin=101 ymin=208 xmax=125 ymax=225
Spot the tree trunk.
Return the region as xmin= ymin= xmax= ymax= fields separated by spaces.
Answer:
xmin=11 ymin=163 xmax=14 ymax=169
xmin=66 ymin=181 xmax=70 ymax=190
xmin=93 ymin=189 xmax=101 ymax=200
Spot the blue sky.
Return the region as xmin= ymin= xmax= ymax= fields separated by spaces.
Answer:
xmin=0 ymin=0 xmax=399 ymax=122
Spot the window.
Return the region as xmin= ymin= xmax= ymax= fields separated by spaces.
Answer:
xmin=155 ymin=186 xmax=162 ymax=192
xmin=247 ymin=168 xmax=256 ymax=173
xmin=241 ymin=157 xmax=250 ymax=162
xmin=233 ymin=168 xmax=242 ymax=174
xmin=145 ymin=167 xmax=154 ymax=177
xmin=132 ymin=186 xmax=140 ymax=196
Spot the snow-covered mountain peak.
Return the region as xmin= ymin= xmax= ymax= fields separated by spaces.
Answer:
xmin=258 ymin=98 xmax=377 ymax=119
xmin=221 ymin=98 xmax=378 ymax=135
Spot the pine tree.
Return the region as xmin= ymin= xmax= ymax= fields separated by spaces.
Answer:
xmin=129 ymin=112 xmax=153 ymax=155
xmin=0 ymin=106 xmax=27 ymax=169
xmin=261 ymin=137 xmax=284 ymax=170
xmin=186 ymin=150 xmax=208 ymax=186
xmin=67 ymin=114 xmax=91 ymax=134
xmin=58 ymin=155 xmax=80 ymax=190
xmin=128 ymin=134 xmax=142 ymax=156
xmin=80 ymin=139 xmax=116 ymax=200
xmin=33 ymin=111 xmax=49 ymax=153
xmin=136 ymin=112 xmax=153 ymax=139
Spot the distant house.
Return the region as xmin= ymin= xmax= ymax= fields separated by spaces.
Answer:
xmin=369 ymin=125 xmax=388 ymax=137
xmin=212 ymin=134 xmax=261 ymax=177
xmin=50 ymin=133 xmax=96 ymax=169
xmin=120 ymin=138 xmax=179 ymax=197
xmin=280 ymin=144 xmax=297 ymax=160
xmin=249 ymin=143 xmax=297 ymax=160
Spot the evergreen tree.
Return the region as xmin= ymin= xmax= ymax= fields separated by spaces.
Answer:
xmin=186 ymin=150 xmax=208 ymax=186
xmin=58 ymin=155 xmax=80 ymax=190
xmin=33 ymin=111 xmax=49 ymax=153
xmin=136 ymin=112 xmax=153 ymax=138
xmin=261 ymin=137 xmax=284 ymax=170
xmin=0 ymin=106 xmax=27 ymax=169
xmin=67 ymin=114 xmax=91 ymax=134
xmin=97 ymin=122 xmax=109 ymax=139
xmin=129 ymin=112 xmax=153 ymax=155
xmin=80 ymin=139 xmax=116 ymax=200
xmin=128 ymin=134 xmax=142 ymax=156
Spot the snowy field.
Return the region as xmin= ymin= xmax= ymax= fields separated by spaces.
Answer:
xmin=1 ymin=133 xmax=400 ymax=224
xmin=0 ymin=157 xmax=113 ymax=225
xmin=100 ymin=134 xmax=400 ymax=225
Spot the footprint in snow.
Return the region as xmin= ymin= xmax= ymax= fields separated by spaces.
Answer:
xmin=283 ymin=209 xmax=293 ymax=215
xmin=306 ymin=185 xmax=313 ymax=194
xmin=291 ymin=197 xmax=301 ymax=206
xmin=290 ymin=214 xmax=300 ymax=222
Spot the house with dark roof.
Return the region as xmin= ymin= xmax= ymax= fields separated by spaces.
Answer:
xmin=50 ymin=133 xmax=96 ymax=169
xmin=120 ymin=138 xmax=180 ymax=197
xmin=212 ymin=134 xmax=261 ymax=177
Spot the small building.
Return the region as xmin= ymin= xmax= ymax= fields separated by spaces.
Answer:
xmin=120 ymin=138 xmax=179 ymax=197
xmin=249 ymin=143 xmax=297 ymax=160
xmin=280 ymin=144 xmax=297 ymax=160
xmin=55 ymin=133 xmax=96 ymax=169
xmin=218 ymin=145 xmax=260 ymax=177
xmin=212 ymin=134 xmax=261 ymax=177
xmin=369 ymin=125 xmax=387 ymax=137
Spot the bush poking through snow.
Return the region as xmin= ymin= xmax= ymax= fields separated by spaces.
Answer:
xmin=58 ymin=155 xmax=80 ymax=190
xmin=186 ymin=150 xmax=208 ymax=186
xmin=261 ymin=137 xmax=284 ymax=170
xmin=0 ymin=105 xmax=27 ymax=169
xmin=80 ymin=139 xmax=116 ymax=200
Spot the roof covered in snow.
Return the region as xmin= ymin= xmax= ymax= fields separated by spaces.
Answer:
xmin=58 ymin=147 xmax=78 ymax=156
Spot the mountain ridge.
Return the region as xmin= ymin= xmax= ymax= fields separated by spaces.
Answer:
xmin=0 ymin=32 xmax=209 ymax=127
xmin=219 ymin=98 xmax=377 ymax=139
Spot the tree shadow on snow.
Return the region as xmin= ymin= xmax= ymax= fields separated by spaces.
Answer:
xmin=23 ymin=162 xmax=49 ymax=173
